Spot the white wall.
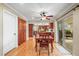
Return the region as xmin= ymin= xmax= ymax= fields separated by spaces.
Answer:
xmin=0 ymin=5 xmax=3 ymax=56
xmin=54 ymin=21 xmax=59 ymax=43
xmin=26 ymin=22 xmax=29 ymax=40
xmin=73 ymin=7 xmax=79 ymax=56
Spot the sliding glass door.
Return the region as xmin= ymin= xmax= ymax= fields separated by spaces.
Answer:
xmin=57 ymin=16 xmax=73 ymax=54
xmin=63 ymin=16 xmax=73 ymax=54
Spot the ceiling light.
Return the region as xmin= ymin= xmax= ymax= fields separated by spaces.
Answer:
xmin=42 ymin=17 xmax=46 ymax=20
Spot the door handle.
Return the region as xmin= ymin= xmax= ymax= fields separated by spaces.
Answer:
xmin=13 ymin=33 xmax=16 ymax=35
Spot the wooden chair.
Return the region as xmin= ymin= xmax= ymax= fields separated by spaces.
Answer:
xmin=38 ymin=32 xmax=50 ymax=56
xmin=50 ymin=32 xmax=54 ymax=53
xmin=35 ymin=32 xmax=54 ymax=55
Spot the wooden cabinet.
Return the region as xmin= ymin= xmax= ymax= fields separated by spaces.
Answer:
xmin=18 ymin=17 xmax=26 ymax=46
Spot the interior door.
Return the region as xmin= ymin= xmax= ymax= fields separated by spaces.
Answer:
xmin=3 ymin=10 xmax=18 ymax=55
xmin=18 ymin=17 xmax=26 ymax=46
xmin=29 ymin=24 xmax=33 ymax=37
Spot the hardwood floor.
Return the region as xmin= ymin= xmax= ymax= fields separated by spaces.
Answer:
xmin=5 ymin=38 xmax=63 ymax=56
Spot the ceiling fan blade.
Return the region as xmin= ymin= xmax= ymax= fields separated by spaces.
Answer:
xmin=46 ymin=17 xmax=50 ymax=20
xmin=46 ymin=15 xmax=53 ymax=17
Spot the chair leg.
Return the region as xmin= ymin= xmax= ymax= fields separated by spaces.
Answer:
xmin=51 ymin=47 xmax=53 ymax=53
xmin=48 ymin=45 xmax=50 ymax=56
xmin=39 ymin=43 xmax=40 ymax=56
xmin=35 ymin=44 xmax=37 ymax=52
xmin=39 ymin=47 xmax=40 ymax=56
xmin=51 ymin=44 xmax=53 ymax=53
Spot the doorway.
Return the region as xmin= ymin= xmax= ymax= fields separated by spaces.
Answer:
xmin=29 ymin=24 xmax=33 ymax=38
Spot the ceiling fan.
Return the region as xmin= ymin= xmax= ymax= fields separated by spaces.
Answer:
xmin=40 ymin=11 xmax=53 ymax=20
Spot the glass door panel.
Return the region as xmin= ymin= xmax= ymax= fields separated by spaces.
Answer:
xmin=63 ymin=17 xmax=73 ymax=54
xmin=58 ymin=21 xmax=63 ymax=45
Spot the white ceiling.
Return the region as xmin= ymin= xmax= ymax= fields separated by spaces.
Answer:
xmin=5 ymin=3 xmax=75 ymax=22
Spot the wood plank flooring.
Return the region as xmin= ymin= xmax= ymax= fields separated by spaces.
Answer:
xmin=5 ymin=38 xmax=63 ymax=56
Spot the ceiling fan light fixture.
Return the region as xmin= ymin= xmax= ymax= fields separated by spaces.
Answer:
xmin=42 ymin=16 xmax=46 ymax=20
xmin=40 ymin=11 xmax=53 ymax=20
